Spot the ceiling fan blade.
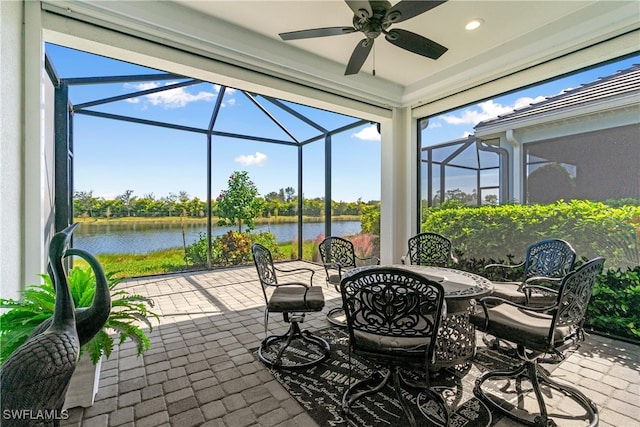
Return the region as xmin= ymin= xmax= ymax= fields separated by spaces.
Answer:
xmin=345 ymin=38 xmax=374 ymax=75
xmin=385 ymin=0 xmax=447 ymax=24
xmin=385 ymin=29 xmax=447 ymax=59
xmin=345 ymin=0 xmax=373 ymax=19
xmin=279 ymin=27 xmax=356 ymax=41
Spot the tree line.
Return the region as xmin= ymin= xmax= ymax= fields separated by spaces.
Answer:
xmin=73 ymin=188 xmax=379 ymax=219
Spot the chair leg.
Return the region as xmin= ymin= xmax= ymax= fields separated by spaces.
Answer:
xmin=395 ymin=368 xmax=450 ymax=427
xmin=258 ymin=320 xmax=330 ymax=369
xmin=342 ymin=370 xmax=391 ymax=414
xmin=326 ymin=306 xmax=347 ymax=327
xmin=343 ymin=366 xmax=449 ymax=427
xmin=474 ymin=360 xmax=598 ymax=427
xmin=536 ymin=364 xmax=599 ymax=427
xmin=482 ymin=333 xmax=519 ymax=358
xmin=392 ymin=367 xmax=419 ymax=426
xmin=263 ymin=310 xmax=270 ymax=350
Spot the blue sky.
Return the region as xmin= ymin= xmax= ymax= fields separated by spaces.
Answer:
xmin=423 ymin=54 xmax=640 ymax=145
xmin=46 ymin=43 xmax=637 ymax=203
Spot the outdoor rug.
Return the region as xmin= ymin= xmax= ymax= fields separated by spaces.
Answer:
xmin=257 ymin=327 xmax=528 ymax=427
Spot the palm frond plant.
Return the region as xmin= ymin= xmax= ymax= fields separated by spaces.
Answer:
xmin=0 ymin=266 xmax=159 ymax=365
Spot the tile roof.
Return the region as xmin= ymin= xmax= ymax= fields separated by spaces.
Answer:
xmin=475 ymin=63 xmax=640 ymax=129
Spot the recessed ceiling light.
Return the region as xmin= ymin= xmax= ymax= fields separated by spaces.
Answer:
xmin=465 ymin=19 xmax=484 ymax=31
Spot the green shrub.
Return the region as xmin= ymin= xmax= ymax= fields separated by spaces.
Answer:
xmin=418 ymin=200 xmax=639 ymax=341
xmin=186 ymin=231 xmax=283 ymax=267
xmin=361 ymin=204 xmax=380 ymax=235
xmin=455 ymin=253 xmax=639 ymax=342
xmin=586 ymin=266 xmax=640 ymax=340
xmin=422 ymin=200 xmax=639 ymax=271
xmin=250 ymin=232 xmax=283 ymax=259
xmin=452 ymin=252 xmax=524 ymax=282
xmin=184 ymin=232 xmax=210 ymax=266
xmin=214 ymin=231 xmax=252 ymax=266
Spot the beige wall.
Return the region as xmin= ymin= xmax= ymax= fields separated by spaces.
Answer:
xmin=0 ymin=0 xmax=25 ymax=300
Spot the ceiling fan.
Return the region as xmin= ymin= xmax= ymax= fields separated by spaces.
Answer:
xmin=279 ymin=0 xmax=448 ymax=75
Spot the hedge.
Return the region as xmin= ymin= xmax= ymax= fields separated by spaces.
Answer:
xmin=421 ymin=200 xmax=640 ymax=342
xmin=421 ymin=200 xmax=639 ymax=271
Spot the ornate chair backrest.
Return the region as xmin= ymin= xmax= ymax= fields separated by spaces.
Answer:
xmin=549 ymin=257 xmax=605 ymax=344
xmin=319 ymin=236 xmax=356 ymax=271
xmin=525 ymin=239 xmax=577 ymax=279
xmin=340 ymin=267 xmax=445 ymax=362
xmin=407 ymin=232 xmax=453 ymax=267
xmin=251 ymin=243 xmax=277 ymax=301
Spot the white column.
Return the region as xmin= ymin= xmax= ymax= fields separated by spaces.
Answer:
xmin=505 ymin=130 xmax=523 ymax=203
xmin=23 ymin=1 xmax=48 ymax=287
xmin=380 ymin=106 xmax=416 ymax=264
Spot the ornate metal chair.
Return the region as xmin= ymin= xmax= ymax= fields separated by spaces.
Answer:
xmin=484 ymin=238 xmax=576 ymax=306
xmin=473 ymin=257 xmax=605 ymax=427
xmin=404 ymin=232 xmax=457 ymax=267
xmin=340 ymin=266 xmax=449 ymax=427
xmin=251 ymin=243 xmax=330 ymax=369
xmin=318 ymin=236 xmax=379 ymax=326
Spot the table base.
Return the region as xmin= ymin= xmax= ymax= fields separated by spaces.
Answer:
xmin=434 ymin=305 xmax=476 ymax=369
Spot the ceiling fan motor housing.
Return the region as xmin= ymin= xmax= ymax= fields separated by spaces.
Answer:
xmin=353 ymin=0 xmax=393 ymax=39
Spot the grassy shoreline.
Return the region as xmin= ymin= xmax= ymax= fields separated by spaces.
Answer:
xmin=74 ymin=242 xmax=319 ymax=279
xmin=73 ymin=215 xmax=360 ymax=226
xmin=72 ymin=215 xmax=361 ymax=277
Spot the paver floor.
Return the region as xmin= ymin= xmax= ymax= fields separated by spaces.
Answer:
xmin=61 ymin=263 xmax=640 ymax=427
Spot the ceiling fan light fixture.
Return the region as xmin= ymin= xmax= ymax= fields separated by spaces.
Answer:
xmin=465 ymin=18 xmax=484 ymax=31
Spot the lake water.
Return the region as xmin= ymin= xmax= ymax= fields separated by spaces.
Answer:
xmin=74 ymin=221 xmax=362 ymax=255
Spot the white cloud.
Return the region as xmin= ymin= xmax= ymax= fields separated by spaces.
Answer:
xmin=123 ymin=81 xmax=228 ymax=108
xmin=351 ymin=124 xmax=380 ymax=141
xmin=235 ymin=152 xmax=267 ymax=166
xmin=513 ymin=95 xmax=546 ymax=109
xmin=441 ymin=96 xmax=547 ymax=126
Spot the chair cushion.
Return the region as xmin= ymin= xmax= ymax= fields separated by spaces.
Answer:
xmin=268 ymin=285 xmax=325 ymax=312
xmin=327 ymin=273 xmax=341 ymax=285
xmin=352 ymin=330 xmax=430 ymax=358
xmin=473 ymin=304 xmax=571 ymax=350
xmin=488 ymin=281 xmax=527 ymax=304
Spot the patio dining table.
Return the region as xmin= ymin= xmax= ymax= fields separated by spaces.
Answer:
xmin=343 ymin=264 xmax=493 ymax=369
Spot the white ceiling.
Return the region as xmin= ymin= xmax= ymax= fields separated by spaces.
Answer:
xmin=174 ymin=0 xmax=639 ymax=106
xmin=43 ymin=1 xmax=640 ymax=111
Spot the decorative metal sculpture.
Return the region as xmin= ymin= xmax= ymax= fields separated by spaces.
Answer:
xmin=0 ymin=224 xmax=107 ymax=426
xmin=28 ymin=247 xmax=111 ymax=346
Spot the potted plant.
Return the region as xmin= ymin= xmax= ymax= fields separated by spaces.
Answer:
xmin=0 ymin=263 xmax=159 ymax=407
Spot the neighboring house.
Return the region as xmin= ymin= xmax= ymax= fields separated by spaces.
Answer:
xmin=474 ymin=64 xmax=640 ymax=204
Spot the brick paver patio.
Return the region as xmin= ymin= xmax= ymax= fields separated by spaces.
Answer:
xmin=61 ymin=263 xmax=640 ymax=427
